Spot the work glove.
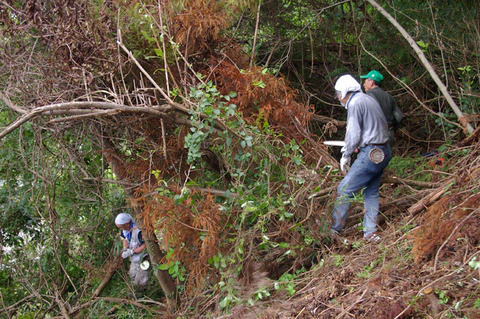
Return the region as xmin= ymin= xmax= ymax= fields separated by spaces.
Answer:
xmin=121 ymin=248 xmax=135 ymax=259
xmin=340 ymin=156 xmax=351 ymax=173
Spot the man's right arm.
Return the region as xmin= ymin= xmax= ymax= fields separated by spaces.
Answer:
xmin=392 ymin=100 xmax=403 ymax=131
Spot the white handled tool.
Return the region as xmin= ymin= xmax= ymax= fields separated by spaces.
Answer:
xmin=323 ymin=141 xmax=345 ymax=147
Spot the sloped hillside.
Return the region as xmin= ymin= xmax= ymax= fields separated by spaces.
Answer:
xmin=211 ymin=132 xmax=480 ymax=319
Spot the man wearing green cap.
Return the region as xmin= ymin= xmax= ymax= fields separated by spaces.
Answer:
xmin=360 ymin=70 xmax=403 ymax=146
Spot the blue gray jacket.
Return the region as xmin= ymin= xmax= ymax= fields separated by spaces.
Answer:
xmin=342 ymin=92 xmax=389 ymax=158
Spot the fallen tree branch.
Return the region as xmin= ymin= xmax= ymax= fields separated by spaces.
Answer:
xmin=0 ymin=294 xmax=35 ymax=316
xmin=192 ymin=187 xmax=238 ymax=198
xmin=0 ymin=100 xmax=230 ymax=144
xmin=0 ymin=92 xmax=28 ymax=114
xmin=310 ymin=114 xmax=346 ymax=128
xmin=309 ymin=176 xmax=441 ymax=199
xmin=0 ymin=101 xmax=171 ymax=140
xmin=381 ymin=176 xmax=440 ymax=188
xmin=407 ymin=178 xmax=455 ymax=216
xmin=95 ymin=297 xmax=164 ymax=314
xmin=53 ymin=284 xmax=70 ymax=319
xmin=92 ymin=252 xmax=124 ymax=298
xmin=47 ymin=110 xmax=122 ymax=123
xmin=0 ymin=111 xmax=38 ymax=139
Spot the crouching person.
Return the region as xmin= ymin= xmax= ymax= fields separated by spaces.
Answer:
xmin=115 ymin=213 xmax=151 ymax=298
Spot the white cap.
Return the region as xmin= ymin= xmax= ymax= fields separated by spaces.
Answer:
xmin=115 ymin=213 xmax=133 ymax=225
xmin=334 ymin=74 xmax=362 ymax=99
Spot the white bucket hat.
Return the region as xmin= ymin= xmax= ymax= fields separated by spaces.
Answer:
xmin=334 ymin=74 xmax=362 ymax=99
xmin=115 ymin=213 xmax=133 ymax=225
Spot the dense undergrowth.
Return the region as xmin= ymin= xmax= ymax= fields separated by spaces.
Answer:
xmin=9 ymin=139 xmax=479 ymax=319
xmin=83 ymin=140 xmax=480 ymax=319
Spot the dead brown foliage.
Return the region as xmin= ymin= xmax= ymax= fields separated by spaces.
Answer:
xmin=169 ymin=0 xmax=229 ymax=56
xmin=408 ymin=142 xmax=480 ymax=265
xmin=204 ymin=57 xmax=313 ymax=133
xmin=101 ymin=118 xmax=191 ymax=186
xmin=20 ymin=0 xmax=118 ymax=74
xmin=139 ymin=186 xmax=225 ymax=294
xmin=411 ymin=193 xmax=480 ymax=264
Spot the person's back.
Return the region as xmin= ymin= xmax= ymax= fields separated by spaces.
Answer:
xmin=361 ymin=70 xmax=403 ymax=146
xmin=366 ymin=87 xmax=402 ymax=127
xmin=330 ymin=75 xmax=392 ymax=242
xmin=343 ymin=92 xmax=389 ymax=157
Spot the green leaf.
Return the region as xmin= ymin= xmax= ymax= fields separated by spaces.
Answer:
xmin=153 ymin=48 xmax=164 ymax=58
xmin=219 ymin=297 xmax=228 ymax=308
xmin=158 ymin=263 xmax=170 ymax=270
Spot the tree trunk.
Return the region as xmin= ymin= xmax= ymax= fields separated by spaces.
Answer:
xmin=366 ymin=0 xmax=474 ymax=134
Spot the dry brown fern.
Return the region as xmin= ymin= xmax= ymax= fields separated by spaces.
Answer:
xmin=169 ymin=0 xmax=230 ymax=58
xmin=411 ymin=193 xmax=480 ymax=264
xmin=203 ymin=57 xmax=312 ymax=129
xmin=139 ymin=186 xmax=225 ymax=294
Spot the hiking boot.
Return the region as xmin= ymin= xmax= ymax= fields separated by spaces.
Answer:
xmin=364 ymin=231 xmax=381 ymax=243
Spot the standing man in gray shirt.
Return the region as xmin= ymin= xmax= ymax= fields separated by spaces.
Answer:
xmin=360 ymin=70 xmax=403 ymax=146
xmin=330 ymin=74 xmax=392 ymax=242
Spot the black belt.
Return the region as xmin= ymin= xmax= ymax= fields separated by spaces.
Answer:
xmin=367 ymin=142 xmax=388 ymax=146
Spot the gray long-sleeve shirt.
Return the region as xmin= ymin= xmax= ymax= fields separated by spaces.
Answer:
xmin=343 ymin=92 xmax=389 ymax=158
xmin=366 ymin=87 xmax=403 ymax=130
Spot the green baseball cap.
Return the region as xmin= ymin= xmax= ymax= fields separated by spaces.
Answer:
xmin=360 ymin=70 xmax=384 ymax=82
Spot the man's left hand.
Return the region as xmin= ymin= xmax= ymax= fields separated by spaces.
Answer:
xmin=121 ymin=249 xmax=135 ymax=259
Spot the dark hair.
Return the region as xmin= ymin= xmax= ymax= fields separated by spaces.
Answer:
xmin=373 ymin=80 xmax=382 ymax=87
